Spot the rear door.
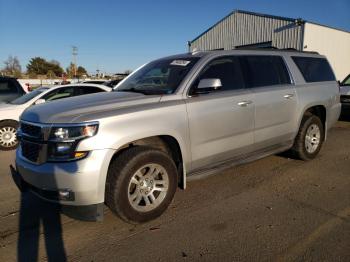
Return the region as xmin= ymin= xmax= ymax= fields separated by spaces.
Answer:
xmin=240 ymin=55 xmax=297 ymax=148
xmin=185 ymin=56 xmax=255 ymax=171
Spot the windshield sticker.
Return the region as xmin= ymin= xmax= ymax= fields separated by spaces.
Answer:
xmin=170 ymin=60 xmax=191 ymax=66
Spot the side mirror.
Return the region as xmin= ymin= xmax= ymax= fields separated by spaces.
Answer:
xmin=197 ymin=78 xmax=222 ymax=91
xmin=34 ymin=98 xmax=46 ymax=105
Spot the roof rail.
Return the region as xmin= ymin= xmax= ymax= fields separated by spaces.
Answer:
xmin=234 ymin=46 xmax=319 ymax=54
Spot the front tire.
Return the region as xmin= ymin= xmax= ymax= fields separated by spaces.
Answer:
xmin=105 ymin=146 xmax=178 ymax=223
xmin=0 ymin=120 xmax=19 ymax=151
xmin=291 ymin=115 xmax=324 ymax=160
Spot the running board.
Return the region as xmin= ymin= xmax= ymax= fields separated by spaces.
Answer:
xmin=187 ymin=142 xmax=293 ymax=182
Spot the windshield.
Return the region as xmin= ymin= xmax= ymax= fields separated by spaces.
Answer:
xmin=10 ymin=87 xmax=49 ymax=105
xmin=114 ymin=57 xmax=200 ymax=95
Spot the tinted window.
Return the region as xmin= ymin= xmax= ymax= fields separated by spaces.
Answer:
xmin=194 ymin=56 xmax=245 ymax=91
xmin=0 ymin=80 xmax=18 ymax=94
xmin=292 ymin=56 xmax=335 ymax=82
xmin=76 ymin=86 xmax=105 ymax=95
xmin=241 ymin=56 xmax=291 ymax=88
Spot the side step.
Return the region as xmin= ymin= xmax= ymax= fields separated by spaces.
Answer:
xmin=187 ymin=142 xmax=293 ymax=182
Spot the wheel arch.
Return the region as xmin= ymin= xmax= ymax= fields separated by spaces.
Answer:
xmin=298 ymin=104 xmax=327 ymax=140
xmin=107 ymin=135 xmax=187 ymax=190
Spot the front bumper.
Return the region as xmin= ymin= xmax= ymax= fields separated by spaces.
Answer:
xmin=15 ymin=148 xmax=115 ymax=206
xmin=10 ymin=165 xmax=105 ymax=221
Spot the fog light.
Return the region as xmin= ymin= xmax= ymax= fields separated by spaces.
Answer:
xmin=56 ymin=143 xmax=72 ymax=154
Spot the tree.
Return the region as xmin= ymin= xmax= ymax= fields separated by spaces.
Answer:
xmin=77 ymin=66 xmax=88 ymax=77
xmin=27 ymin=57 xmax=64 ymax=77
xmin=3 ymin=56 xmax=22 ymax=77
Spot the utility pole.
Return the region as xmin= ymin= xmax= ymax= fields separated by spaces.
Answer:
xmin=72 ymin=46 xmax=78 ymax=78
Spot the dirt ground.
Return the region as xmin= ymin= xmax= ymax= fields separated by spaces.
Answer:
xmin=0 ymin=119 xmax=349 ymax=262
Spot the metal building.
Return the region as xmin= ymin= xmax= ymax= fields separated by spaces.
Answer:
xmin=189 ymin=10 xmax=350 ymax=80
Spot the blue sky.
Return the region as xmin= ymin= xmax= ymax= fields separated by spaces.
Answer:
xmin=0 ymin=0 xmax=349 ymax=75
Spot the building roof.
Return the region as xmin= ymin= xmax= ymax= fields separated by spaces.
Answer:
xmin=190 ymin=9 xmax=350 ymax=44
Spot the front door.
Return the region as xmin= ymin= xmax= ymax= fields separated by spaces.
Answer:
xmin=185 ymin=56 xmax=255 ymax=172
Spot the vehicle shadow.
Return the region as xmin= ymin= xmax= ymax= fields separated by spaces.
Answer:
xmin=15 ymin=160 xmax=80 ymax=262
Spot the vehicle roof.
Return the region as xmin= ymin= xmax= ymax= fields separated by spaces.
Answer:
xmin=158 ymin=48 xmax=325 ymax=61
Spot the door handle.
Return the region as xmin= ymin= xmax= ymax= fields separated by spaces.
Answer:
xmin=237 ymin=100 xmax=253 ymax=107
xmin=284 ymin=94 xmax=294 ymax=99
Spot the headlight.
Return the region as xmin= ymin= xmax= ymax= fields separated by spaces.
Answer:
xmin=47 ymin=122 xmax=98 ymax=161
xmin=50 ymin=124 xmax=98 ymax=141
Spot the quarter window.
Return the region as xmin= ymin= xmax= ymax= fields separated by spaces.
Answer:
xmin=292 ymin=56 xmax=335 ymax=82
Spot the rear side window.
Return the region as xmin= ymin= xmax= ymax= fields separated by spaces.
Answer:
xmin=240 ymin=56 xmax=291 ymax=88
xmin=292 ymin=56 xmax=335 ymax=82
xmin=76 ymin=86 xmax=105 ymax=95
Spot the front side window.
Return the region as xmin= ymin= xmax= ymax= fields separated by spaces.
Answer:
xmin=240 ymin=55 xmax=291 ymax=88
xmin=42 ymin=87 xmax=76 ymax=101
xmin=115 ymin=57 xmax=200 ymax=95
xmin=192 ymin=56 xmax=245 ymax=92
xmin=292 ymin=56 xmax=335 ymax=83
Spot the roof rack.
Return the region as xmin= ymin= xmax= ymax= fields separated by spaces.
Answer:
xmin=234 ymin=46 xmax=319 ymax=54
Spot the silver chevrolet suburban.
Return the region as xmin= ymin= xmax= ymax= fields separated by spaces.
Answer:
xmin=11 ymin=49 xmax=341 ymax=223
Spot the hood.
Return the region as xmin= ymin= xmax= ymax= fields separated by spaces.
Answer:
xmin=20 ymin=91 xmax=162 ymax=124
xmin=0 ymin=102 xmax=15 ymax=110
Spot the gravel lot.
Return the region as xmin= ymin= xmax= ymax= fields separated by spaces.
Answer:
xmin=0 ymin=118 xmax=349 ymax=262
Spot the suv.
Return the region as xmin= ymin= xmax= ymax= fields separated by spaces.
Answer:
xmin=11 ymin=50 xmax=341 ymax=223
xmin=0 ymin=77 xmax=27 ymax=103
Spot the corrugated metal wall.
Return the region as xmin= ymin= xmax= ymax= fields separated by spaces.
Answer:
xmin=190 ymin=11 xmax=304 ymax=51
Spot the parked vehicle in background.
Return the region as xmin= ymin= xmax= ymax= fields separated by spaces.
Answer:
xmin=12 ymin=50 xmax=341 ymax=223
xmin=103 ymin=79 xmax=122 ymax=88
xmin=340 ymin=73 xmax=350 ymax=113
xmin=0 ymin=77 xmax=28 ymax=103
xmin=0 ymin=84 xmax=111 ymax=150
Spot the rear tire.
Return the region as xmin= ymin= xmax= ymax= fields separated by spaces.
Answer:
xmin=290 ymin=115 xmax=324 ymax=160
xmin=105 ymin=146 xmax=178 ymax=224
xmin=0 ymin=120 xmax=19 ymax=151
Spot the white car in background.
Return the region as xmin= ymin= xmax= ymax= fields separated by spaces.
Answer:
xmin=0 ymin=83 xmax=111 ymax=150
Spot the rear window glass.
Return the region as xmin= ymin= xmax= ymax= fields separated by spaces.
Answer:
xmin=292 ymin=56 xmax=335 ymax=82
xmin=240 ymin=56 xmax=291 ymax=88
